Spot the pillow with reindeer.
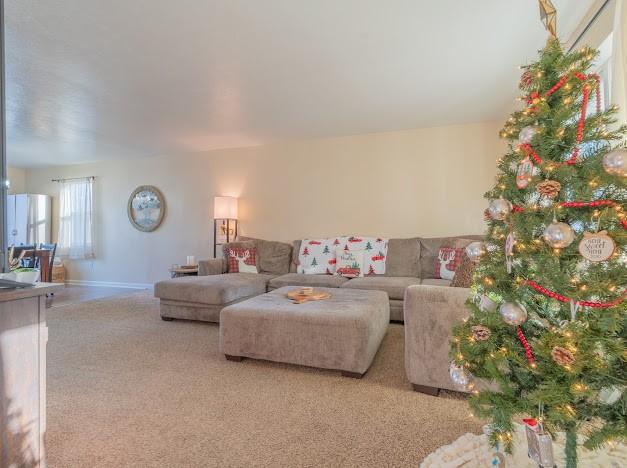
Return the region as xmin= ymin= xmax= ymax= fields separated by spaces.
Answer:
xmin=224 ymin=246 xmax=258 ymax=274
xmin=434 ymin=247 xmax=464 ymax=281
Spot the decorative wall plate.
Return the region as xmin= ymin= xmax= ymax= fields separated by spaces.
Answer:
xmin=127 ymin=185 xmax=166 ymax=232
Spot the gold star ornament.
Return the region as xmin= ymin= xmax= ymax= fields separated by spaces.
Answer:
xmin=539 ymin=0 xmax=557 ymax=38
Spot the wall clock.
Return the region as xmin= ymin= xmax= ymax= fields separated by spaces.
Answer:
xmin=127 ymin=185 xmax=166 ymax=232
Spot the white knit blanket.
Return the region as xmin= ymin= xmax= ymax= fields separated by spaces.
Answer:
xmin=420 ymin=423 xmax=626 ymax=468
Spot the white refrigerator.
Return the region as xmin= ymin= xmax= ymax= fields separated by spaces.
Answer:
xmin=6 ymin=194 xmax=52 ymax=246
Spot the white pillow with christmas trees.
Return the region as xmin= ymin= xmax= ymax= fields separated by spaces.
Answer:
xmin=335 ymin=249 xmax=365 ymax=278
xmin=337 ymin=236 xmax=388 ymax=275
xmin=297 ymin=238 xmax=337 ymax=274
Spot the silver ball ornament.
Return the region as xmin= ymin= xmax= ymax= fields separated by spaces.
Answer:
xmin=598 ymin=386 xmax=623 ymax=405
xmin=465 ymin=241 xmax=486 ymax=263
xmin=499 ymin=302 xmax=527 ymax=326
xmin=449 ymin=362 xmax=475 ymax=391
xmin=602 ymin=149 xmax=626 ymax=177
xmin=543 ymin=221 xmax=575 ymax=248
xmin=488 ymin=199 xmax=512 ymax=221
xmin=518 ymin=125 xmax=540 ymax=145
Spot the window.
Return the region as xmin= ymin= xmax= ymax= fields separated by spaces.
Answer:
xmin=57 ymin=177 xmax=95 ymax=259
xmin=590 ymin=32 xmax=613 ymax=115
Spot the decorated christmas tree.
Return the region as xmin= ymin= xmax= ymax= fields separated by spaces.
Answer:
xmin=449 ymin=38 xmax=626 ymax=468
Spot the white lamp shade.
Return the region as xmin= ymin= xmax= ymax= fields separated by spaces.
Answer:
xmin=214 ymin=196 xmax=238 ymax=219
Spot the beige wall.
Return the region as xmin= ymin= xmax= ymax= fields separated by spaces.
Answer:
xmin=24 ymin=121 xmax=502 ymax=286
xmin=7 ymin=166 xmax=27 ymax=194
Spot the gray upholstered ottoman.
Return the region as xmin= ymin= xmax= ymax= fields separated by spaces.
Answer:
xmin=154 ymin=273 xmax=273 ymax=322
xmin=219 ymin=286 xmax=390 ymax=377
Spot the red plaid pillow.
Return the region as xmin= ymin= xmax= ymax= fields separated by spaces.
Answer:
xmin=225 ymin=247 xmax=257 ymax=273
xmin=435 ymin=247 xmax=464 ymax=280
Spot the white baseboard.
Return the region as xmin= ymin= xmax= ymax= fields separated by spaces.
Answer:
xmin=65 ymin=280 xmax=153 ymax=290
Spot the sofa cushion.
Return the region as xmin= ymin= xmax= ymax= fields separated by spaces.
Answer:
xmin=268 ymin=273 xmax=350 ymax=290
xmin=420 ymin=237 xmax=477 ymax=279
xmin=340 ymin=276 xmax=422 ymax=300
xmin=239 ymin=237 xmax=293 ymax=275
xmin=421 ymin=278 xmax=452 ymax=287
xmin=154 ymin=273 xmax=273 ymax=305
xmin=383 ymin=237 xmax=421 ymax=277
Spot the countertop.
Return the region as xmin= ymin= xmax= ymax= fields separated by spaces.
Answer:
xmin=0 ymin=282 xmax=64 ymax=302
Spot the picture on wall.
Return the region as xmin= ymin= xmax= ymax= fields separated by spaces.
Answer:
xmin=127 ymin=185 xmax=166 ymax=232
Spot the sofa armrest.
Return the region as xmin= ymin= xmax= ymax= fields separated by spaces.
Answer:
xmin=198 ymin=258 xmax=226 ymax=276
xmin=404 ymin=285 xmax=471 ymax=392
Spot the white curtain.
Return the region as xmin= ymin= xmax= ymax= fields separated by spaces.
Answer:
xmin=57 ymin=177 xmax=95 ymax=259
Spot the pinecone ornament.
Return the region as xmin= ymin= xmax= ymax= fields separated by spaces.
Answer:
xmin=520 ymin=70 xmax=534 ymax=87
xmin=551 ymin=346 xmax=575 ymax=367
xmin=536 ymin=180 xmax=561 ymax=199
xmin=471 ymin=325 xmax=491 ymax=341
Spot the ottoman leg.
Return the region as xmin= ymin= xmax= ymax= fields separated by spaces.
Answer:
xmin=225 ymin=354 xmax=244 ymax=362
xmin=161 ymin=316 xmax=175 ymax=321
xmin=341 ymin=370 xmax=364 ymax=379
xmin=412 ymin=384 xmax=440 ymax=396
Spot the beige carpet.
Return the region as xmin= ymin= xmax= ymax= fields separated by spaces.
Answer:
xmin=45 ymin=291 xmax=481 ymax=467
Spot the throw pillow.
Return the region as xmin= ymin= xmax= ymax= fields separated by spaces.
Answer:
xmin=237 ymin=257 xmax=258 ymax=273
xmin=451 ymin=252 xmax=476 ymax=287
xmin=420 ymin=237 xmax=476 ymax=279
xmin=335 ymin=249 xmax=365 ymax=278
xmin=337 ymin=236 xmax=389 ymax=275
xmin=298 ymin=239 xmax=337 ymax=275
xmin=435 ymin=247 xmax=464 ymax=281
xmin=238 ymin=237 xmax=293 ymax=275
xmin=225 ymin=246 xmax=258 ymax=273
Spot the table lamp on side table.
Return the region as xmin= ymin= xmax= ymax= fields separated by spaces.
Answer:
xmin=213 ymin=196 xmax=238 ymax=257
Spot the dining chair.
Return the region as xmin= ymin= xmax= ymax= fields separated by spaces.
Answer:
xmin=39 ymin=243 xmax=58 ymax=282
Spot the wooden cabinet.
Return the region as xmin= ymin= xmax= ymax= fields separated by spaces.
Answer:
xmin=0 ymin=284 xmax=61 ymax=467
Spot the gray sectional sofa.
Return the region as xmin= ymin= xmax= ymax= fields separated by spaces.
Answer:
xmin=155 ymin=235 xmax=480 ymax=323
xmin=154 ymin=234 xmax=481 ymax=394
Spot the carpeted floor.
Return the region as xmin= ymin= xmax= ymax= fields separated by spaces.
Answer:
xmin=45 ymin=291 xmax=481 ymax=467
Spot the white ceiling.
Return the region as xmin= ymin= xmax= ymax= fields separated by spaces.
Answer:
xmin=5 ymin=0 xmax=594 ymax=168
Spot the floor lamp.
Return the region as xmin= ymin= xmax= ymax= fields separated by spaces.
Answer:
xmin=213 ymin=196 xmax=238 ymax=258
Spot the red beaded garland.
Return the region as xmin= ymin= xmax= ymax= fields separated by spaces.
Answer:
xmin=521 ymin=72 xmax=601 ymax=167
xmin=508 ymin=200 xmax=626 ymax=230
xmin=525 ymin=280 xmax=625 ymax=308
xmin=516 ymin=326 xmax=535 ymax=365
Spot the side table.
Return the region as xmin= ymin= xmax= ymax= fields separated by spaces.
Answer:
xmin=169 ymin=267 xmax=198 ymax=278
